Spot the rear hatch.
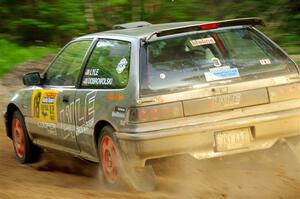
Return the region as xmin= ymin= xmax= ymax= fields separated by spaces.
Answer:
xmin=139 ymin=26 xmax=299 ymax=118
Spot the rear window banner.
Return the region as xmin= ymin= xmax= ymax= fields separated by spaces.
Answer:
xmin=190 ymin=37 xmax=216 ymax=47
xmin=31 ymin=90 xmax=58 ymax=123
xmin=205 ymin=67 xmax=240 ymax=81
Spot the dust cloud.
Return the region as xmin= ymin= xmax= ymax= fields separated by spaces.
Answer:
xmin=27 ymin=139 xmax=300 ymax=199
xmin=151 ymin=139 xmax=300 ymax=199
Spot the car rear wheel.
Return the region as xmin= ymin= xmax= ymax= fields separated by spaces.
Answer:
xmin=98 ymin=126 xmax=123 ymax=189
xmin=12 ymin=110 xmax=41 ymax=164
xmin=98 ymin=126 xmax=156 ymax=191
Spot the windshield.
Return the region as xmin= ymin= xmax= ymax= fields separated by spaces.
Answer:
xmin=140 ymin=27 xmax=296 ymax=96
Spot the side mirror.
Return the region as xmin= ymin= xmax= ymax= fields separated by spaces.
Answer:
xmin=23 ymin=72 xmax=41 ymax=86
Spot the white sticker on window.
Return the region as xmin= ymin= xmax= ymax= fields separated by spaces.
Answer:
xmin=190 ymin=37 xmax=216 ymax=47
xmin=159 ymin=73 xmax=166 ymax=79
xmin=85 ymin=69 xmax=99 ymax=76
xmin=260 ymin=59 xmax=271 ymax=65
xmin=211 ymin=57 xmax=222 ymax=67
xmin=116 ymin=58 xmax=128 ymax=74
xmin=82 ymin=77 xmax=113 ymax=85
xmin=209 ymin=66 xmax=231 ymax=72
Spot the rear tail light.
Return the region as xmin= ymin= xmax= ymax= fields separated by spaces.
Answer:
xmin=128 ymin=102 xmax=184 ymax=123
xmin=268 ymin=83 xmax=300 ymax=102
xmin=199 ymin=23 xmax=218 ymax=30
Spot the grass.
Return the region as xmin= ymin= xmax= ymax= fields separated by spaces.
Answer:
xmin=0 ymin=39 xmax=57 ymax=77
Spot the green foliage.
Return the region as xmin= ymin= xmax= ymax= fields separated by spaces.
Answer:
xmin=0 ymin=39 xmax=57 ymax=77
xmin=0 ymin=0 xmax=87 ymax=44
xmin=0 ymin=0 xmax=298 ymax=53
xmin=140 ymin=0 xmax=300 ymax=54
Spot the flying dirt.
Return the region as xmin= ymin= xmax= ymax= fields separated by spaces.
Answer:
xmin=0 ymin=56 xmax=300 ymax=199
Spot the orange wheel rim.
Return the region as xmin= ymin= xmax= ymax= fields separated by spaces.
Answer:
xmin=12 ymin=118 xmax=25 ymax=159
xmin=100 ymin=136 xmax=119 ymax=184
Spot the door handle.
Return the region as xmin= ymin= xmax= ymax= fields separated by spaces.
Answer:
xmin=63 ymin=95 xmax=69 ymax=103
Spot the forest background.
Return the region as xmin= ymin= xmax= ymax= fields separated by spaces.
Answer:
xmin=0 ymin=0 xmax=299 ymax=75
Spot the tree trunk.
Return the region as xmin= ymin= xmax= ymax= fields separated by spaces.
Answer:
xmin=131 ymin=0 xmax=143 ymax=21
xmin=83 ymin=0 xmax=97 ymax=32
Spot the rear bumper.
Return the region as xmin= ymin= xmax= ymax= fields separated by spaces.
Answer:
xmin=117 ymin=101 xmax=300 ymax=167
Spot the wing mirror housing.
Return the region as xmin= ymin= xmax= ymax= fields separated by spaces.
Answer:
xmin=23 ymin=72 xmax=41 ymax=86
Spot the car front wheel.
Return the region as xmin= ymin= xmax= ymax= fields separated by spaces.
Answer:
xmin=12 ymin=110 xmax=40 ymax=163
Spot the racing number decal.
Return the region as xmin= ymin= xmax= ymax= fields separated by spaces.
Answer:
xmin=31 ymin=90 xmax=58 ymax=123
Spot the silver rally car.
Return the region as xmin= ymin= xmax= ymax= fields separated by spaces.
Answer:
xmin=4 ymin=18 xmax=300 ymax=189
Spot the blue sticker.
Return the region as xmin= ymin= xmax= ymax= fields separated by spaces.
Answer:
xmin=205 ymin=68 xmax=240 ymax=81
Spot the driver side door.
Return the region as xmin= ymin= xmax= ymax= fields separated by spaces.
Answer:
xmin=29 ymin=39 xmax=93 ymax=153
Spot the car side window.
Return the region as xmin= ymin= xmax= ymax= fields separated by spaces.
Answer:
xmin=44 ymin=40 xmax=92 ymax=86
xmin=81 ymin=39 xmax=131 ymax=89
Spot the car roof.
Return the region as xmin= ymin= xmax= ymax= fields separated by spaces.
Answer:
xmin=78 ymin=21 xmax=208 ymax=40
xmin=77 ymin=18 xmax=264 ymax=41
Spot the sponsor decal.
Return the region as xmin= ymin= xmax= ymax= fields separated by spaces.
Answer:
xmin=213 ymin=93 xmax=241 ymax=107
xmin=32 ymin=90 xmax=97 ymax=139
xmin=85 ymin=68 xmax=100 ymax=76
xmin=209 ymin=66 xmax=231 ymax=72
xmin=204 ymin=67 xmax=240 ymax=81
xmin=211 ymin=57 xmax=222 ymax=67
xmin=31 ymin=90 xmax=59 ymax=123
xmin=106 ymin=94 xmax=125 ymax=101
xmin=260 ymin=59 xmax=271 ymax=65
xmin=190 ymin=37 xmax=216 ymax=47
xmin=59 ymin=91 xmax=97 ymax=137
xmin=82 ymin=77 xmax=113 ymax=85
xmin=37 ymin=122 xmax=57 ymax=136
xmin=115 ymin=106 xmax=126 ymax=113
xmin=112 ymin=111 xmax=125 ymax=118
xmin=159 ymin=73 xmax=166 ymax=79
xmin=112 ymin=106 xmax=126 ymax=119
xmin=116 ymin=58 xmax=128 ymax=74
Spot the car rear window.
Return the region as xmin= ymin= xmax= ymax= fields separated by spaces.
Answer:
xmin=140 ymin=27 xmax=297 ymax=96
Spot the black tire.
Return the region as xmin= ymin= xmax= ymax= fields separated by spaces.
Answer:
xmin=98 ymin=126 xmax=156 ymax=191
xmin=11 ymin=110 xmax=41 ymax=164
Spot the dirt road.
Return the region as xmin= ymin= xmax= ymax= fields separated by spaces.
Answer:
xmin=0 ymin=56 xmax=300 ymax=199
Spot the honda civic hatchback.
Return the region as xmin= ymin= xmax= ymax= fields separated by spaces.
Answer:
xmin=4 ymin=18 xmax=300 ymax=190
